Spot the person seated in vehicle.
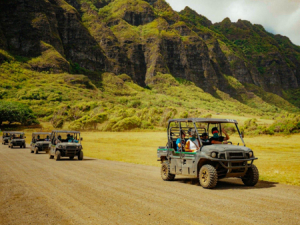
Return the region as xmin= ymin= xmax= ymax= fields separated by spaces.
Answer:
xmin=176 ymin=130 xmax=186 ymax=151
xmin=37 ymin=135 xmax=40 ymax=141
xmin=56 ymin=135 xmax=62 ymax=144
xmin=5 ymin=133 xmax=9 ymax=137
xmin=210 ymin=127 xmax=230 ymax=144
xmin=201 ymin=133 xmax=210 ymax=145
xmin=45 ymin=136 xmax=50 ymax=141
xmin=185 ymin=129 xmax=201 ymax=152
xmin=66 ymin=134 xmax=71 ymax=142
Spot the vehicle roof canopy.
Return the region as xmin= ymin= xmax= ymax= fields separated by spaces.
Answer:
xmin=10 ymin=132 xmax=25 ymax=134
xmin=32 ymin=132 xmax=51 ymax=135
xmin=168 ymin=118 xmax=238 ymax=124
xmin=52 ymin=130 xmax=80 ymax=134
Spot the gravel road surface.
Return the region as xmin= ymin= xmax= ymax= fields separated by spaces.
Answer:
xmin=0 ymin=143 xmax=299 ymax=225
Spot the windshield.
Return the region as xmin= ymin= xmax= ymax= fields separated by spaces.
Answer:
xmin=197 ymin=122 xmax=245 ymax=146
xmin=33 ymin=134 xmax=50 ymax=142
xmin=55 ymin=133 xmax=80 ymax=143
xmin=11 ymin=134 xmax=24 ymax=139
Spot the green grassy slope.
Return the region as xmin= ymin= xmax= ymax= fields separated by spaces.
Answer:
xmin=0 ymin=57 xmax=297 ymax=131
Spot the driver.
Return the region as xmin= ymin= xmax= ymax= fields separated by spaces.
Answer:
xmin=185 ymin=129 xmax=201 ymax=152
xmin=210 ymin=127 xmax=230 ymax=144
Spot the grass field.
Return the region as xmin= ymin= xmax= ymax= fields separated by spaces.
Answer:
xmin=18 ymin=130 xmax=300 ymax=186
xmin=77 ymin=132 xmax=300 ymax=186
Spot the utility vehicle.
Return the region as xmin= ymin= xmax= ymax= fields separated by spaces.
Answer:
xmin=157 ymin=118 xmax=259 ymax=189
xmin=30 ymin=132 xmax=51 ymax=154
xmin=49 ymin=130 xmax=83 ymax=161
xmin=8 ymin=132 xmax=26 ymax=148
xmin=2 ymin=131 xmax=11 ymax=145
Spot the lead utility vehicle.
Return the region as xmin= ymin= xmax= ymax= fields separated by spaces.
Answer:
xmin=157 ymin=118 xmax=259 ymax=189
xmin=8 ymin=131 xmax=26 ymax=148
xmin=2 ymin=131 xmax=12 ymax=145
xmin=49 ymin=130 xmax=83 ymax=161
xmin=30 ymin=132 xmax=51 ymax=154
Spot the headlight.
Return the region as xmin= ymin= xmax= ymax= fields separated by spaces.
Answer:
xmin=249 ymin=151 xmax=253 ymax=157
xmin=211 ymin=152 xmax=217 ymax=158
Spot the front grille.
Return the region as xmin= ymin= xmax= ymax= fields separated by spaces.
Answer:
xmin=228 ymin=152 xmax=244 ymax=159
xmin=65 ymin=150 xmax=78 ymax=156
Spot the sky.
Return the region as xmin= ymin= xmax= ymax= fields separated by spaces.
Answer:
xmin=166 ymin=0 xmax=300 ymax=46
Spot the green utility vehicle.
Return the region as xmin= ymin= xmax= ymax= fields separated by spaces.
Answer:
xmin=157 ymin=118 xmax=259 ymax=189
xmin=2 ymin=131 xmax=12 ymax=145
xmin=8 ymin=132 xmax=26 ymax=148
xmin=49 ymin=130 xmax=83 ymax=161
xmin=30 ymin=132 xmax=51 ymax=154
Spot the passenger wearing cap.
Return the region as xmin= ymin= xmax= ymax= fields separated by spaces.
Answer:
xmin=201 ymin=132 xmax=210 ymax=145
xmin=176 ymin=130 xmax=186 ymax=151
xmin=185 ymin=129 xmax=201 ymax=152
xmin=210 ymin=127 xmax=230 ymax=144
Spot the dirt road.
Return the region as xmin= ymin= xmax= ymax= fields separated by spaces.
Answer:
xmin=0 ymin=143 xmax=300 ymax=225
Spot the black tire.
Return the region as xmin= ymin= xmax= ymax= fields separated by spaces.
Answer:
xmin=49 ymin=154 xmax=54 ymax=159
xmin=35 ymin=147 xmax=38 ymax=154
xmin=161 ymin=161 xmax=175 ymax=181
xmin=199 ymin=164 xmax=218 ymax=189
xmin=23 ymin=145 xmax=26 ymax=148
xmin=30 ymin=149 xmax=34 ymax=153
xmin=78 ymin=151 xmax=83 ymax=160
xmin=242 ymin=164 xmax=259 ymax=186
xmin=69 ymin=156 xmax=74 ymax=160
xmin=54 ymin=150 xmax=61 ymax=161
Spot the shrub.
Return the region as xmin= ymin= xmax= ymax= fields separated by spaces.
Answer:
xmin=0 ymin=101 xmax=39 ymax=126
xmin=243 ymin=118 xmax=258 ymax=131
xmin=112 ymin=116 xmax=142 ymax=131
xmin=128 ymin=100 xmax=141 ymax=108
xmin=52 ymin=117 xmax=64 ymax=129
xmin=179 ymin=111 xmax=189 ymax=118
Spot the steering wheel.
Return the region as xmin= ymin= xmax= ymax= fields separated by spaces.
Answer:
xmin=227 ymin=141 xmax=233 ymax=145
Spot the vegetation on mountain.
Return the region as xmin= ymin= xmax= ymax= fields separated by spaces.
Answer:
xmin=0 ymin=0 xmax=300 ymax=133
xmin=0 ymin=101 xmax=38 ymax=126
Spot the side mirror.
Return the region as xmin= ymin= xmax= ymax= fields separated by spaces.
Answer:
xmin=80 ymin=137 xmax=83 ymax=141
xmin=241 ymin=132 xmax=244 ymax=138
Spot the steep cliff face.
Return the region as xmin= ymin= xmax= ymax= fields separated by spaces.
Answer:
xmin=212 ymin=18 xmax=299 ymax=94
xmin=0 ymin=0 xmax=108 ymax=73
xmin=0 ymin=0 xmax=299 ymax=100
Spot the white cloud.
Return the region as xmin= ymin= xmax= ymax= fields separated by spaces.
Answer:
xmin=166 ymin=0 xmax=300 ymax=46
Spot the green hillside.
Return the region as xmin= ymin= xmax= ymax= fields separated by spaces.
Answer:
xmin=0 ymin=0 xmax=300 ymax=132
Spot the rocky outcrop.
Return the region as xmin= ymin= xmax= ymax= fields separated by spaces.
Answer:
xmin=0 ymin=0 xmax=63 ymax=57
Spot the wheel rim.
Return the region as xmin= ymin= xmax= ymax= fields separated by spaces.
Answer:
xmin=201 ymin=168 xmax=209 ymax=184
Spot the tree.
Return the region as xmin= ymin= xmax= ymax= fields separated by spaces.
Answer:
xmin=0 ymin=101 xmax=39 ymax=126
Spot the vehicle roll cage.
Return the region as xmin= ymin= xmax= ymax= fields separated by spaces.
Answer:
xmin=167 ymin=118 xmax=246 ymax=150
xmin=50 ymin=131 xmax=81 ymax=145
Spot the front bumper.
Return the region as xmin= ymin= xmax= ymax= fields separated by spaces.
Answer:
xmin=210 ymin=157 xmax=258 ymax=169
xmin=11 ymin=142 xmax=25 ymax=146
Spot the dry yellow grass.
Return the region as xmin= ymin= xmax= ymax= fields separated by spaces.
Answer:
xmin=19 ymin=130 xmax=300 ymax=186
xmin=81 ymin=132 xmax=300 ymax=186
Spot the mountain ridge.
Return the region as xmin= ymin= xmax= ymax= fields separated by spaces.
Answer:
xmin=0 ymin=0 xmax=300 ymax=119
